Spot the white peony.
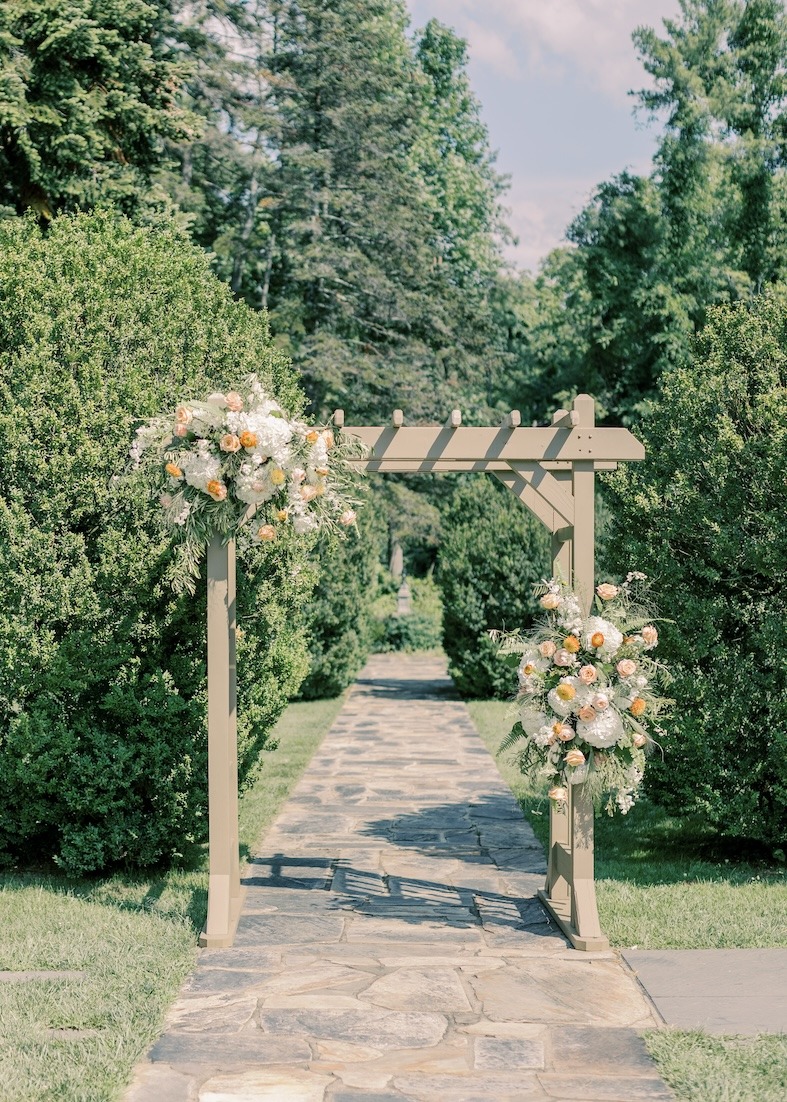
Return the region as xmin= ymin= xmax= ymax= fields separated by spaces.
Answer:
xmin=576 ymin=707 xmax=624 ymax=748
xmin=582 ymin=616 xmax=624 ymax=659
xmin=519 ymin=706 xmax=548 ymax=737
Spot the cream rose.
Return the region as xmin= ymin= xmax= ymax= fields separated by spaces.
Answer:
xmin=220 ymin=433 xmax=241 ymax=453
xmin=641 ymin=625 xmax=659 ymax=649
xmin=539 ymin=640 xmax=557 ymax=658
xmin=596 ymin=583 xmax=619 ymax=600
xmin=540 ymin=592 xmax=560 ymax=610
xmin=617 ymin=659 xmax=637 ymax=678
xmin=548 ymin=786 xmax=568 ymax=802
xmin=578 ymin=664 xmax=598 ymax=684
xmin=565 ymin=748 xmax=586 ymax=767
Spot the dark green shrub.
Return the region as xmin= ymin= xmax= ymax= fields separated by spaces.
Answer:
xmin=373 ymin=575 xmax=444 ymax=653
xmin=0 ymin=212 xmax=315 ymax=873
xmin=297 ymin=505 xmax=385 ymax=700
xmin=603 ymin=291 xmax=787 ymax=850
xmin=436 ymin=476 xmax=551 ymax=698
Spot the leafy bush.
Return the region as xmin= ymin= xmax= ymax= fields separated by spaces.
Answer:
xmin=373 ymin=574 xmax=444 ymax=653
xmin=603 ymin=291 xmax=787 ymax=850
xmin=0 ymin=212 xmax=315 ymax=873
xmin=297 ymin=504 xmax=385 ymax=700
xmin=436 ymin=477 xmax=551 ymax=698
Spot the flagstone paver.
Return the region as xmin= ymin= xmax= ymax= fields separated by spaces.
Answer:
xmin=126 ymin=653 xmax=673 ymax=1102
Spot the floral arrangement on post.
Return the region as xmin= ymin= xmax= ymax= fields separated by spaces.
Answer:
xmin=497 ymin=573 xmax=671 ymax=815
xmin=129 ymin=374 xmax=365 ymax=592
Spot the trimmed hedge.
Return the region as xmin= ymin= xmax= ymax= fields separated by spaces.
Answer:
xmin=603 ymin=291 xmax=787 ymax=850
xmin=436 ymin=476 xmax=551 ymax=698
xmin=0 ymin=212 xmax=315 ymax=873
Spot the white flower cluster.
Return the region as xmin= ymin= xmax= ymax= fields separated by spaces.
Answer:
xmin=505 ymin=575 xmax=666 ymax=816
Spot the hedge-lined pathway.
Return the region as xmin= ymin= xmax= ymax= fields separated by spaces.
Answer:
xmin=127 ymin=654 xmax=673 ymax=1102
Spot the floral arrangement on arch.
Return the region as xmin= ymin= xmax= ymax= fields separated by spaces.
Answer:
xmin=498 ymin=573 xmax=671 ymax=815
xmin=129 ymin=374 xmax=365 ymax=592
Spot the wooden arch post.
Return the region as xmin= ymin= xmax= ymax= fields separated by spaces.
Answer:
xmin=197 ymin=394 xmax=644 ymax=950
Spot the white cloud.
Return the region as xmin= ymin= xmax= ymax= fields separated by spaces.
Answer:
xmin=409 ymin=0 xmax=681 ymax=101
xmin=502 ymin=176 xmax=598 ymax=272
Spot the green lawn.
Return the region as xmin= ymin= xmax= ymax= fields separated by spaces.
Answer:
xmin=0 ymin=695 xmax=345 ymax=1102
xmin=467 ymin=698 xmax=787 ymax=1102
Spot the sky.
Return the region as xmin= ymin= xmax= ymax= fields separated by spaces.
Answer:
xmin=406 ymin=0 xmax=682 ymax=272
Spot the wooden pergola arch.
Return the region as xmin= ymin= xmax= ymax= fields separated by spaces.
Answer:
xmin=200 ymin=393 xmax=645 ymax=952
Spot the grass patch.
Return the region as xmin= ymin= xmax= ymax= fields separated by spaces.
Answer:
xmin=467 ymin=700 xmax=787 ymax=950
xmin=0 ymin=694 xmax=345 ymax=1102
xmin=643 ymin=1030 xmax=787 ymax=1102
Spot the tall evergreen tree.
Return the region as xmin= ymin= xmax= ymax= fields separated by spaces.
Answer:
xmin=0 ymin=0 xmax=193 ymax=218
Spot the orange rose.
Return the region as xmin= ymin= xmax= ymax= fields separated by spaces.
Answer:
xmin=239 ymin=430 xmax=257 ymax=448
xmin=206 ymin=480 xmax=227 ymax=502
xmin=590 ymin=631 xmax=605 ymax=648
xmin=257 ymin=524 xmax=276 ymax=541
xmin=630 ymin=697 xmax=647 ymax=717
xmin=165 ymin=462 xmax=183 ymax=479
xmin=305 ymin=430 xmax=320 ymax=444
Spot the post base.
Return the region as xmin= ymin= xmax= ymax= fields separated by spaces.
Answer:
xmin=538 ymin=889 xmax=610 ymax=952
xmin=198 ymin=886 xmax=246 ymax=949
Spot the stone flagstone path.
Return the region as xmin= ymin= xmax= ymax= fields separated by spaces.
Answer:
xmin=127 ymin=654 xmax=674 ymax=1102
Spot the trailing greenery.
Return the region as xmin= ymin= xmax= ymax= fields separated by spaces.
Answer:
xmin=602 ymin=290 xmax=787 ymax=852
xmin=0 ymin=211 xmax=316 ymax=875
xmin=436 ymin=478 xmax=551 ymax=699
xmin=0 ymin=693 xmax=344 ymax=1102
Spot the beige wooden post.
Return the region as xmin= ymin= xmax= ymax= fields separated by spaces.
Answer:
xmin=537 ymin=394 xmax=609 ymax=951
xmin=199 ymin=535 xmax=244 ymax=948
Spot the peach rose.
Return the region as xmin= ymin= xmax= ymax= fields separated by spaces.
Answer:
xmin=578 ymin=704 xmax=596 ymax=722
xmin=322 ymin=429 xmax=335 ymax=448
xmin=632 ymin=732 xmax=648 ymax=748
xmin=165 ymin=462 xmax=183 ymax=479
xmin=596 ymin=583 xmax=619 ymax=600
xmin=592 ymin=692 xmax=610 ymax=712
xmin=174 ymin=424 xmax=188 ymax=438
xmin=206 ymin=480 xmax=227 ymax=502
xmin=540 ymin=592 xmax=561 ymax=610
xmin=340 ymin=509 xmax=357 ymax=526
xmin=300 ymin=485 xmax=318 ymax=502
xmin=539 ymin=640 xmax=557 ymax=658
xmin=642 ymin=625 xmax=659 ymax=648
xmin=563 ymin=634 xmax=580 ymax=654
xmin=553 ymin=648 xmax=574 ymax=667
xmin=548 ymin=786 xmax=568 ymax=802
xmin=565 ymin=748 xmax=586 ymax=767
xmin=555 ymin=682 xmax=576 ymax=702
xmin=175 ymin=404 xmax=192 ymax=425
xmin=257 ymin=524 xmax=276 ymax=541
xmin=270 ymin=468 xmax=286 ymax=486
xmin=220 ymin=433 xmax=241 ymax=453
xmin=225 ymin=391 xmax=244 ymax=412
xmin=617 ymin=659 xmax=637 ymax=678
xmin=578 ymin=664 xmax=598 ymax=685
xmin=630 ymin=697 xmax=647 ymax=717
xmin=555 ymin=725 xmax=575 ymax=742
xmin=239 ymin=430 xmax=257 ymax=449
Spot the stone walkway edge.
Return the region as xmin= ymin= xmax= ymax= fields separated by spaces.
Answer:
xmin=126 ymin=653 xmax=674 ymax=1102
